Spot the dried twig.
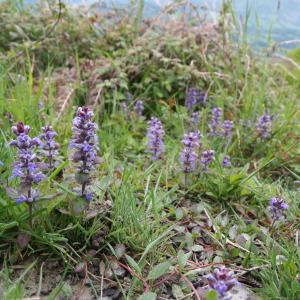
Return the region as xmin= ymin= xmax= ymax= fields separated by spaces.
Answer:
xmin=180 ymin=274 xmax=202 ymax=300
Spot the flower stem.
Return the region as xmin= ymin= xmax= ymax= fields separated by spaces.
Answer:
xmin=28 ymin=203 xmax=33 ymax=228
xmin=28 ymin=188 xmax=33 ymax=228
xmin=81 ymin=182 xmax=86 ymax=197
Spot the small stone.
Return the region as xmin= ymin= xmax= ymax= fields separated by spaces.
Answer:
xmin=114 ymin=244 xmax=126 ymax=259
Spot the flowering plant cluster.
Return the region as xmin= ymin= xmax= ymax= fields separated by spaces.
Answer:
xmin=8 ymin=106 xmax=100 ymax=224
xmin=8 ymin=101 xmax=287 ymax=238
xmin=209 ymin=107 xmax=234 ymax=138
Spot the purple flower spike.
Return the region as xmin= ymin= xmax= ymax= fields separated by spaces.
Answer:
xmin=70 ymin=107 xmax=100 ymax=200
xmin=10 ymin=122 xmax=44 ymax=205
xmin=222 ymin=155 xmax=231 ymax=168
xmin=268 ymin=197 xmax=289 ymax=222
xmin=39 ymin=125 xmax=59 ymax=169
xmin=200 ymin=150 xmax=215 ymax=171
xmin=134 ymin=100 xmax=144 ymax=116
xmin=206 ymin=267 xmax=239 ymax=299
xmin=146 ymin=117 xmax=165 ymax=161
xmin=209 ymin=107 xmax=222 ymax=136
xmin=185 ymin=88 xmax=205 ymax=111
xmin=190 ymin=111 xmax=200 ymax=127
xmin=256 ymin=114 xmax=273 ymax=139
xmin=222 ymin=120 xmax=234 ymax=138
xmin=179 ymin=131 xmax=201 ymax=173
xmin=179 ymin=148 xmax=197 ymax=173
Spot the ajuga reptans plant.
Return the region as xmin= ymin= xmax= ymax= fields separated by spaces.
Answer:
xmin=190 ymin=111 xmax=200 ymax=128
xmin=209 ymin=107 xmax=222 ymax=136
xmin=185 ymin=88 xmax=206 ymax=111
xmin=221 ymin=120 xmax=234 ymax=139
xmin=268 ymin=197 xmax=288 ymax=225
xmin=179 ymin=131 xmax=201 ymax=177
xmin=134 ymin=100 xmax=144 ymax=116
xmin=10 ymin=122 xmax=44 ymax=225
xmin=222 ymin=155 xmax=231 ymax=168
xmin=146 ymin=117 xmax=165 ymax=161
xmin=69 ymin=107 xmax=100 ymax=201
xmin=206 ymin=267 xmax=239 ymax=300
xmin=39 ymin=125 xmax=59 ymax=170
xmin=200 ymin=150 xmax=215 ymax=171
xmin=256 ymin=113 xmax=273 ymax=139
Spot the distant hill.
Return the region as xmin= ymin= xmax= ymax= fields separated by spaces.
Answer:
xmin=21 ymin=0 xmax=300 ymax=48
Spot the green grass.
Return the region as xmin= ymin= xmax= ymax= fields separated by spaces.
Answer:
xmin=0 ymin=1 xmax=300 ymax=299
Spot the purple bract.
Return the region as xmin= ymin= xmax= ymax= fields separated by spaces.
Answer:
xmin=222 ymin=155 xmax=231 ymax=168
xmin=206 ymin=267 xmax=239 ymax=299
xmin=256 ymin=114 xmax=272 ymax=139
xmin=268 ymin=197 xmax=288 ymax=222
xmin=200 ymin=150 xmax=215 ymax=171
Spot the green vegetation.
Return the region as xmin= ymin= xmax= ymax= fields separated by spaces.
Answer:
xmin=0 ymin=1 xmax=300 ymax=299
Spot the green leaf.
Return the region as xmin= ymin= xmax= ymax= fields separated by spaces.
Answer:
xmin=48 ymin=160 xmax=68 ymax=181
xmin=125 ymin=254 xmax=142 ymax=275
xmin=205 ymin=289 xmax=218 ymax=300
xmin=189 ymin=245 xmax=204 ymax=252
xmin=172 ymin=284 xmax=184 ymax=298
xmin=0 ymin=221 xmax=18 ymax=233
xmin=147 ymin=261 xmax=171 ymax=281
xmin=175 ymin=208 xmax=184 ymax=220
xmin=47 ymin=195 xmax=66 ymax=213
xmin=137 ymin=292 xmax=157 ymax=300
xmin=178 ymin=250 xmax=191 ymax=268
xmin=139 ymin=227 xmax=173 ymax=263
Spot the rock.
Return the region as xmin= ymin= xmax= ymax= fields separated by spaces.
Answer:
xmin=228 ymin=284 xmax=261 ymax=300
xmin=71 ymin=285 xmax=92 ymax=300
